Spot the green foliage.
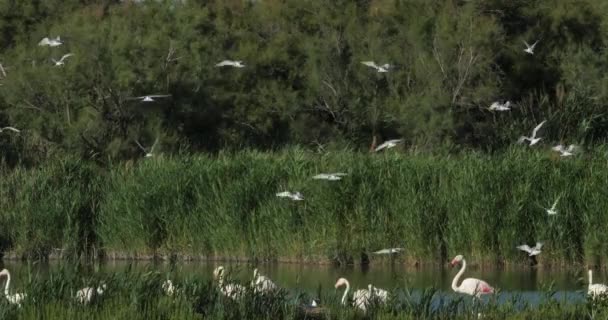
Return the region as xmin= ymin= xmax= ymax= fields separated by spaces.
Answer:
xmin=1 ymin=1 xmax=608 ymax=164
xmin=1 ymin=149 xmax=608 ymax=265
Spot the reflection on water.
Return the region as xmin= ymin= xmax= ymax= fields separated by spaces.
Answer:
xmin=0 ymin=260 xmax=593 ymax=305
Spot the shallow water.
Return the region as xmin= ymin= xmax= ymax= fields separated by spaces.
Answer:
xmin=0 ymin=261 xmax=592 ymax=306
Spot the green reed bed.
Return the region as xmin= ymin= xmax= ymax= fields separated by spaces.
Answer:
xmin=0 ymin=267 xmax=604 ymax=320
xmin=1 ymin=148 xmax=608 ymax=266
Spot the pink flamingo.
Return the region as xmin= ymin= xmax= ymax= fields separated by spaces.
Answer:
xmin=450 ymin=255 xmax=494 ymax=298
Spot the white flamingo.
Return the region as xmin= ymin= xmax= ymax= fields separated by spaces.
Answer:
xmin=552 ymin=144 xmax=578 ymax=157
xmin=162 ymin=280 xmax=175 ymax=296
xmin=251 ymin=268 xmax=278 ymax=293
xmin=518 ymin=120 xmax=546 ymax=146
xmin=588 ymin=269 xmax=608 ymax=298
xmin=213 ymin=266 xmax=246 ymax=300
xmin=523 ymin=40 xmax=539 ymax=55
xmin=488 ymin=101 xmax=511 ymax=111
xmin=334 ymin=278 xmax=387 ymax=313
xmin=374 ymin=139 xmax=402 ymax=152
xmin=216 ymin=60 xmax=245 ymax=68
xmin=0 ymin=269 xmax=26 ymax=307
xmin=516 ymin=242 xmax=543 ymax=256
xmin=75 ymin=283 xmax=106 ymax=304
xmin=450 ymin=255 xmax=494 ymax=299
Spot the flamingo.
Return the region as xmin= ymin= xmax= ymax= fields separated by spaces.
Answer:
xmin=488 ymin=101 xmax=511 ymax=111
xmin=450 ymin=255 xmax=494 ymax=299
xmin=213 ymin=266 xmax=246 ymax=300
xmin=0 ymin=269 xmax=26 ymax=307
xmin=251 ymin=268 xmax=278 ymax=293
xmin=162 ymin=280 xmax=175 ymax=296
xmin=75 ymin=283 xmax=106 ymax=304
xmin=588 ymin=269 xmax=608 ymax=298
xmin=334 ymin=278 xmax=387 ymax=312
xmin=517 ymin=120 xmax=546 ymax=146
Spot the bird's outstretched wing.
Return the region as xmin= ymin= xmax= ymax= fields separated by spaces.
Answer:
xmin=361 ymin=61 xmax=378 ymax=68
xmin=534 ymin=242 xmax=543 ymax=251
xmin=148 ymin=95 xmax=171 ymax=98
xmin=0 ymin=127 xmax=20 ymax=133
xmin=215 ymin=60 xmax=234 ymax=67
xmin=531 ymin=120 xmax=546 ymax=138
xmin=38 ymin=37 xmax=51 ymax=46
xmin=530 ymin=40 xmax=539 ymax=49
xmin=135 ymin=140 xmax=147 ymax=153
xmin=516 ymin=245 xmax=532 ymax=254
xmin=552 ymin=144 xmax=564 ymax=152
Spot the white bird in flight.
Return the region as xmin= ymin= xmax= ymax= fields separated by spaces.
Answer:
xmin=0 ymin=127 xmax=20 ymax=133
xmin=216 ymin=60 xmax=245 ymax=68
xmin=488 ymin=101 xmax=511 ymax=111
xmin=373 ymin=247 xmax=404 ymax=255
xmin=523 ymin=40 xmax=539 ymax=55
xmin=518 ymin=120 xmax=546 ymax=146
xmin=135 ymin=138 xmax=158 ymax=158
xmin=517 ymin=242 xmax=543 ymax=256
xmin=545 ymin=197 xmax=560 ymax=215
xmin=552 ymin=144 xmax=579 ymax=157
xmin=276 ymin=191 xmax=304 ymax=201
xmin=361 ymin=61 xmax=391 ymax=73
xmin=52 ymin=53 xmax=74 ymax=67
xmin=38 ymin=36 xmax=63 ymax=47
xmin=312 ymin=173 xmax=347 ymax=181
xmin=374 ymin=139 xmax=402 ymax=152
xmin=129 ymin=95 xmax=171 ymax=102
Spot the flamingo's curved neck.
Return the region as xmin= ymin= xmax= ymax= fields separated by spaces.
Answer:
xmin=589 ymin=270 xmax=594 ymax=286
xmin=341 ymin=280 xmax=350 ymax=305
xmin=4 ymin=272 xmax=10 ymax=296
xmin=452 ymin=259 xmax=466 ymax=293
xmin=218 ymin=273 xmax=224 ymax=286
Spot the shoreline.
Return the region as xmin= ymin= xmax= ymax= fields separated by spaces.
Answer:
xmin=1 ymin=250 xmax=590 ymax=270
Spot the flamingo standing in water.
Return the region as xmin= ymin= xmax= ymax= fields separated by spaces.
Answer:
xmin=75 ymin=283 xmax=106 ymax=304
xmin=251 ymin=268 xmax=278 ymax=293
xmin=0 ymin=269 xmax=26 ymax=307
xmin=334 ymin=278 xmax=387 ymax=312
xmin=588 ymin=269 xmax=608 ymax=298
xmin=450 ymin=255 xmax=494 ymax=298
xmin=213 ymin=266 xmax=246 ymax=300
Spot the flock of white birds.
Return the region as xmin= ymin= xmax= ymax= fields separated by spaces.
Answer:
xmin=0 ymin=32 xmax=603 ymax=309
